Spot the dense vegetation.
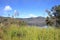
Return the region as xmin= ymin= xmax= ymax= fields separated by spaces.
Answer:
xmin=0 ymin=25 xmax=60 ymax=40
xmin=0 ymin=17 xmax=27 ymax=27
xmin=46 ymin=5 xmax=60 ymax=28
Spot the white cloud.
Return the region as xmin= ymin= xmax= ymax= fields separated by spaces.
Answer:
xmin=24 ymin=14 xmax=37 ymax=18
xmin=29 ymin=14 xmax=37 ymax=17
xmin=4 ymin=5 xmax=12 ymax=11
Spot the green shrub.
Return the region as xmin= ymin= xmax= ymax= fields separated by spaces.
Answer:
xmin=0 ymin=26 xmax=60 ymax=40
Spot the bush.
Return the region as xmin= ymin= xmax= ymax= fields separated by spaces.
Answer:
xmin=0 ymin=26 xmax=60 ymax=40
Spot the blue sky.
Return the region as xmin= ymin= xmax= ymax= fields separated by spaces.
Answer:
xmin=0 ymin=0 xmax=60 ymax=18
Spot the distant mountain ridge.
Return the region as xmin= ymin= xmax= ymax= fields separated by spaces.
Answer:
xmin=0 ymin=16 xmax=46 ymax=27
xmin=21 ymin=16 xmax=46 ymax=27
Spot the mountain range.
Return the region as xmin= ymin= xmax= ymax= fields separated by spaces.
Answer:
xmin=19 ymin=16 xmax=46 ymax=27
xmin=0 ymin=16 xmax=46 ymax=27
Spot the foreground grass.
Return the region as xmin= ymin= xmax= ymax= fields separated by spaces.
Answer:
xmin=0 ymin=25 xmax=60 ymax=40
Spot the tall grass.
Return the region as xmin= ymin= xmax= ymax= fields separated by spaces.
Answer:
xmin=0 ymin=25 xmax=60 ymax=40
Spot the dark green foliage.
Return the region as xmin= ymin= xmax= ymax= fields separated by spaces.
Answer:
xmin=3 ymin=19 xmax=8 ymax=22
xmin=46 ymin=17 xmax=50 ymax=26
xmin=18 ymin=21 xmax=27 ymax=26
xmin=46 ymin=5 xmax=60 ymax=28
xmin=11 ymin=31 xmax=17 ymax=38
xmin=46 ymin=17 xmax=53 ymax=26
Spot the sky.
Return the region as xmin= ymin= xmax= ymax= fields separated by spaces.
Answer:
xmin=0 ymin=0 xmax=60 ymax=18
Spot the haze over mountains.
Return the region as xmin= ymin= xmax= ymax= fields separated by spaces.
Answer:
xmin=0 ymin=16 xmax=46 ymax=27
xmin=21 ymin=16 xmax=46 ymax=27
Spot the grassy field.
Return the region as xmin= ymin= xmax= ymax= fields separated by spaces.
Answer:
xmin=0 ymin=25 xmax=60 ymax=40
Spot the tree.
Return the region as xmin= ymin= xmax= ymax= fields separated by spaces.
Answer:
xmin=11 ymin=10 xmax=19 ymax=18
xmin=14 ymin=10 xmax=19 ymax=18
xmin=46 ymin=5 xmax=60 ymax=28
